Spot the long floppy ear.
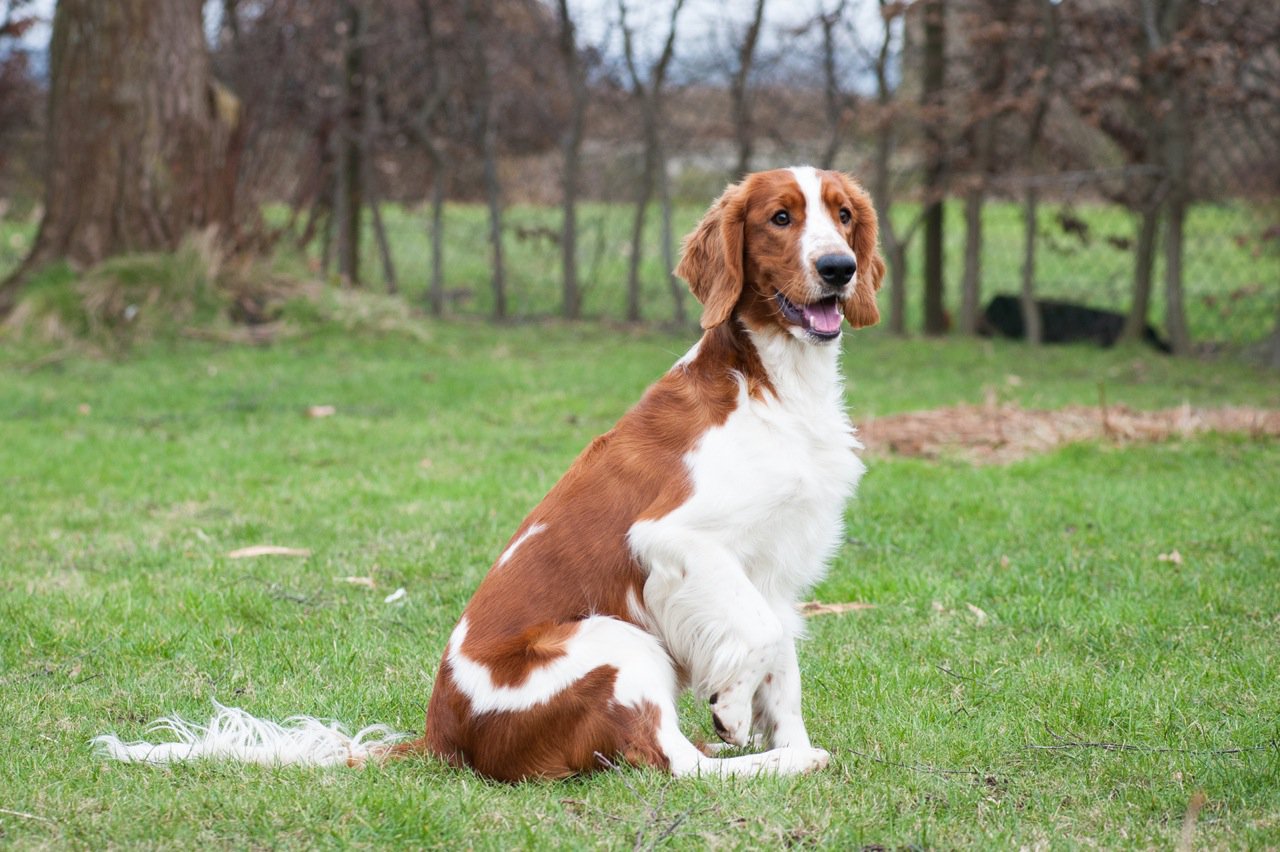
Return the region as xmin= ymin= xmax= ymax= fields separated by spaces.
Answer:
xmin=675 ymin=183 xmax=746 ymax=329
xmin=839 ymin=174 xmax=887 ymax=329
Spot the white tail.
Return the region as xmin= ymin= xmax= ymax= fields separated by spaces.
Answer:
xmin=93 ymin=701 xmax=409 ymax=767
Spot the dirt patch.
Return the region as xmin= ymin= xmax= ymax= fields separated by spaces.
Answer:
xmin=858 ymin=403 xmax=1280 ymax=464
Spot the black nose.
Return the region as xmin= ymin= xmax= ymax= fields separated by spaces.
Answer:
xmin=816 ymin=254 xmax=856 ymax=288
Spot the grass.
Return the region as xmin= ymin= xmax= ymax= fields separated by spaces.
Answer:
xmin=1 ymin=318 xmax=1278 ymax=848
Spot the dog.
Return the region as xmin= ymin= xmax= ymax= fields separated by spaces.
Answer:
xmin=95 ymin=167 xmax=885 ymax=780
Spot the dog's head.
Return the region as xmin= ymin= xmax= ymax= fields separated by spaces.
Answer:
xmin=676 ymin=167 xmax=886 ymax=343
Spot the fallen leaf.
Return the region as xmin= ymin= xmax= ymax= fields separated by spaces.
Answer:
xmin=341 ymin=576 xmax=376 ymax=589
xmin=932 ymin=601 xmax=948 ymax=614
xmin=227 ymin=545 xmax=311 ymax=558
xmin=1000 ymin=555 xmax=1010 ymax=568
xmin=419 ymin=458 xmax=434 ymax=469
xmin=306 ymin=405 xmax=336 ymax=418
xmin=966 ymin=602 xmax=989 ymax=625
xmin=1158 ymin=549 xmax=1184 ymax=565
xmin=799 ymin=600 xmax=876 ymax=617
xmin=384 ymin=587 xmax=407 ymax=604
xmin=77 ymin=403 xmax=91 ymax=415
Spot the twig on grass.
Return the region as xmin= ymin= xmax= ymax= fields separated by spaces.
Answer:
xmin=0 ymin=807 xmax=56 ymax=825
xmin=1028 ymin=726 xmax=1278 ymax=756
xmin=845 ymin=749 xmax=985 ymax=778
xmin=594 ymin=752 xmax=695 ymax=851
xmin=2 ymin=636 xmax=114 ymax=686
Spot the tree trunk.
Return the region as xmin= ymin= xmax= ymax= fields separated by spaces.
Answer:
xmin=3 ymin=0 xmax=239 ymax=303
xmin=428 ymin=165 xmax=446 ymax=315
xmin=887 ymin=239 xmax=908 ymax=337
xmin=920 ymin=0 xmax=947 ymax=336
xmin=959 ymin=187 xmax=983 ymax=334
xmin=730 ymin=0 xmax=767 ymax=179
xmin=361 ymin=64 xmax=396 ymax=295
xmin=1019 ymin=184 xmax=1042 ymax=345
xmin=626 ymin=116 xmax=657 ymax=323
xmin=873 ymin=0 xmax=907 ymax=336
xmin=1163 ymin=190 xmax=1190 ymax=355
xmin=463 ymin=0 xmax=505 ymax=319
xmin=1121 ymin=204 xmax=1160 ymax=343
xmin=817 ymin=2 xmax=847 ymax=170
xmin=1162 ymin=88 xmax=1191 ymax=355
xmin=414 ymin=0 xmax=448 ymax=316
xmin=557 ymin=0 xmax=586 ymax=319
xmin=335 ymin=0 xmax=364 ymax=286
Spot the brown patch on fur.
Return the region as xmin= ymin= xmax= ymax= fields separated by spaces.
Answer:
xmin=425 ymin=662 xmax=668 ymax=782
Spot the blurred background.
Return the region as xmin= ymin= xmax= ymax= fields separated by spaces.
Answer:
xmin=0 ymin=0 xmax=1276 ymax=358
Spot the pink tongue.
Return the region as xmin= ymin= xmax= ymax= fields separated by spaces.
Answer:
xmin=804 ymin=300 xmax=842 ymax=334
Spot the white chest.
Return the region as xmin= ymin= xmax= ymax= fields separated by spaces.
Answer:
xmin=676 ymin=388 xmax=865 ymax=598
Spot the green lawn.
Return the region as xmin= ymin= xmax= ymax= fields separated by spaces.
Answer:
xmin=1 ymin=321 xmax=1277 ymax=848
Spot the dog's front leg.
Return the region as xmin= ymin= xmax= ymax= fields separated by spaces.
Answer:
xmin=750 ymin=637 xmax=811 ymax=749
xmin=633 ymin=528 xmax=785 ymax=748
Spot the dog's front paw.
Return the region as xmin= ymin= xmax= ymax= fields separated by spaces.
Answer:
xmin=709 ymin=687 xmax=753 ymax=747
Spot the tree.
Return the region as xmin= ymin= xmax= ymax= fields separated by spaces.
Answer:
xmin=462 ymin=0 xmax=508 ymax=319
xmin=919 ymin=0 xmax=947 ymax=336
xmin=619 ymin=0 xmax=688 ymax=324
xmin=333 ymin=0 xmax=365 ymax=286
xmin=556 ymin=0 xmax=589 ymax=319
xmin=868 ymin=0 xmax=920 ymax=337
xmin=414 ymin=0 xmax=452 ymax=316
xmin=955 ymin=4 xmax=1012 ymax=335
xmin=729 ymin=0 xmax=767 ymax=179
xmin=2 ymin=0 xmax=240 ymax=305
xmin=814 ymin=0 xmax=851 ymax=170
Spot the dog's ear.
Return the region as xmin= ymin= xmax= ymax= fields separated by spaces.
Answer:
xmin=838 ymin=174 xmax=886 ymax=330
xmin=675 ymin=183 xmax=746 ymax=330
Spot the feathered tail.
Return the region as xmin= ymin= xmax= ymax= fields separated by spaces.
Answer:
xmin=93 ymin=701 xmax=410 ymax=767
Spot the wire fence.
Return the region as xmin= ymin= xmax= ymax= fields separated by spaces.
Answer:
xmin=0 ymin=0 xmax=1276 ymax=354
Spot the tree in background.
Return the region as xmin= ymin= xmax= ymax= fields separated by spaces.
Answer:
xmin=867 ymin=0 xmax=918 ymax=337
xmin=728 ymin=0 xmax=767 ymax=179
xmin=0 ymin=0 xmax=41 ymax=200
xmin=619 ymin=0 xmax=688 ymax=324
xmin=556 ymin=0 xmax=589 ymax=319
xmin=1 ymin=0 xmax=241 ymax=305
xmin=919 ymin=0 xmax=947 ymax=336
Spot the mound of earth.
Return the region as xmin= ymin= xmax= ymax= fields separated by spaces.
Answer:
xmin=858 ymin=403 xmax=1279 ymax=464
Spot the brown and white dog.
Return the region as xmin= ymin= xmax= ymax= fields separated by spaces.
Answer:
xmin=96 ymin=167 xmax=885 ymax=781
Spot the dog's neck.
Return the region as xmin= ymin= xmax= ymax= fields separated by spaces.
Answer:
xmin=746 ymin=324 xmax=846 ymax=410
xmin=692 ymin=317 xmax=845 ymax=411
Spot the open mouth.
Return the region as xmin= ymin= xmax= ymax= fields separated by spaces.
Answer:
xmin=775 ymin=292 xmax=842 ymax=340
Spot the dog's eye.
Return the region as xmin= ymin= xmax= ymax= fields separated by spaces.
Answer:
xmin=839 ymin=208 xmax=852 ymax=225
xmin=771 ymin=211 xmax=791 ymax=226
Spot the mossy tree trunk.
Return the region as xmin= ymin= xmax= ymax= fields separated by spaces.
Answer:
xmin=5 ymin=0 xmax=238 ymax=299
